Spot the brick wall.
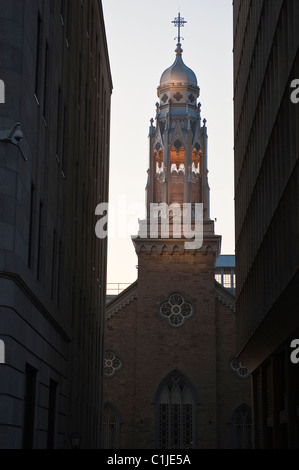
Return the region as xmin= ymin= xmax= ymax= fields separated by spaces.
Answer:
xmin=104 ymin=250 xmax=251 ymax=449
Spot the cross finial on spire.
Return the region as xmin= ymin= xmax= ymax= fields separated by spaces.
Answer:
xmin=172 ymin=12 xmax=187 ymax=44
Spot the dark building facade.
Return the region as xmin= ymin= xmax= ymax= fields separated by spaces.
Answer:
xmin=0 ymin=0 xmax=112 ymax=448
xmin=233 ymin=0 xmax=299 ymax=448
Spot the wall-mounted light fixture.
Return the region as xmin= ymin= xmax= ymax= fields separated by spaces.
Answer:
xmin=0 ymin=122 xmax=27 ymax=161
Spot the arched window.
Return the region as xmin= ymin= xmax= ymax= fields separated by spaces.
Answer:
xmin=156 ymin=371 xmax=197 ymax=449
xmin=102 ymin=404 xmax=121 ymax=449
xmin=232 ymin=404 xmax=252 ymax=449
xmin=170 ymin=146 xmax=185 ymax=204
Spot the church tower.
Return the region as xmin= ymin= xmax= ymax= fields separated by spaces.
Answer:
xmin=103 ymin=15 xmax=251 ymax=450
xmin=147 ymin=38 xmax=209 ymax=218
xmin=135 ymin=13 xmax=221 ymax=259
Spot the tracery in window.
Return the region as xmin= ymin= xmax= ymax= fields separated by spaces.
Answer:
xmin=160 ymin=293 xmax=193 ymax=328
xmin=102 ymin=405 xmax=121 ymax=449
xmin=104 ymin=350 xmax=122 ymax=377
xmin=230 ymin=356 xmax=250 ymax=379
xmin=158 ymin=373 xmax=195 ymax=449
xmin=233 ymin=404 xmax=252 ymax=449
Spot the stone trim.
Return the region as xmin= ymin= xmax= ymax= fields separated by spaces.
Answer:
xmin=106 ymin=281 xmax=138 ymax=319
xmin=215 ymin=281 xmax=235 ymax=312
xmin=132 ymin=236 xmax=221 ymax=256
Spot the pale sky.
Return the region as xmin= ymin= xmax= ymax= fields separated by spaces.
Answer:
xmin=101 ymin=0 xmax=235 ymax=288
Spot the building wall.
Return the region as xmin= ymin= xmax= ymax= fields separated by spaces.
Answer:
xmin=104 ymin=251 xmax=251 ymax=449
xmin=234 ymin=0 xmax=299 ymax=448
xmin=234 ymin=0 xmax=299 ymax=367
xmin=0 ymin=0 xmax=112 ymax=449
xmin=104 ymin=297 xmax=138 ymax=449
xmin=215 ymin=297 xmax=251 ymax=449
xmin=251 ymin=330 xmax=299 ymax=449
xmin=136 ymin=250 xmax=218 ymax=450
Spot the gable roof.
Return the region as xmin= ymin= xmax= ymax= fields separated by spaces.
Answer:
xmin=105 ymin=279 xmax=235 ymax=320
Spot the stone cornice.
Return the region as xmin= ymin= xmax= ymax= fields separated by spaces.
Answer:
xmin=132 ymin=235 xmax=221 ymax=256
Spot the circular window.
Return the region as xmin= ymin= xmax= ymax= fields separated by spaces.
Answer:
xmin=104 ymin=350 xmax=122 ymax=377
xmin=230 ymin=357 xmax=250 ymax=379
xmin=160 ymin=293 xmax=193 ymax=328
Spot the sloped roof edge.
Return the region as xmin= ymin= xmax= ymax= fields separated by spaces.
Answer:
xmin=215 ymin=281 xmax=236 ymax=312
xmin=106 ymin=281 xmax=138 ymax=319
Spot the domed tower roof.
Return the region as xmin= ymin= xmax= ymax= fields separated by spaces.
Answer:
xmin=156 ymin=13 xmax=199 ymax=117
xmin=157 ymin=42 xmax=200 ymax=118
xmin=160 ymin=43 xmax=198 ymax=88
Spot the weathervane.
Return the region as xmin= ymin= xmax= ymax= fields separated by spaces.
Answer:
xmin=172 ymin=12 xmax=187 ymax=43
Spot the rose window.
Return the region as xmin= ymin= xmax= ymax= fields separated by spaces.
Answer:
xmin=160 ymin=293 xmax=193 ymax=327
xmin=230 ymin=357 xmax=250 ymax=379
xmin=104 ymin=350 xmax=122 ymax=377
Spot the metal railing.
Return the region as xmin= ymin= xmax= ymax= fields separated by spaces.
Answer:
xmin=106 ymin=283 xmax=132 ymax=296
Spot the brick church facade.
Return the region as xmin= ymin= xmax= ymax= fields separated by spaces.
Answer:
xmin=103 ymin=19 xmax=251 ymax=450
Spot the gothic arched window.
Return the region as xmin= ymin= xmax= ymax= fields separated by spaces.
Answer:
xmin=102 ymin=404 xmax=121 ymax=449
xmin=156 ymin=372 xmax=197 ymax=449
xmin=232 ymin=404 xmax=252 ymax=449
